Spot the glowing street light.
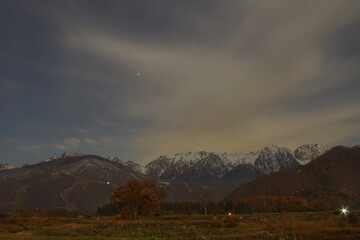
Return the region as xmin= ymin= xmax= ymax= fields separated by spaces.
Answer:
xmin=341 ymin=207 xmax=348 ymax=215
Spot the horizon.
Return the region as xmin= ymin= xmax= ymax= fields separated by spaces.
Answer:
xmin=2 ymin=143 xmax=347 ymax=167
xmin=1 ymin=1 xmax=360 ymax=166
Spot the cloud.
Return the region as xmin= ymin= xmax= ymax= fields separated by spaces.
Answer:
xmin=84 ymin=137 xmax=98 ymax=146
xmin=20 ymin=1 xmax=360 ymax=163
xmin=55 ymin=138 xmax=82 ymax=151
xmin=18 ymin=144 xmax=45 ymax=153
xmin=74 ymin=128 xmax=90 ymax=135
xmin=54 ymin=136 xmax=120 ymax=154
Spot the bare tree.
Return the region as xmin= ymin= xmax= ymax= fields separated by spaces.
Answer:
xmin=198 ymin=188 xmax=211 ymax=215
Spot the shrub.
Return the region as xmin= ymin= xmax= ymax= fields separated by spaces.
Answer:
xmin=12 ymin=206 xmax=33 ymax=218
xmin=39 ymin=208 xmax=78 ymax=218
xmin=210 ymin=217 xmax=224 ymax=228
xmin=97 ymin=202 xmax=120 ymax=216
xmin=224 ymin=215 xmax=239 ymax=228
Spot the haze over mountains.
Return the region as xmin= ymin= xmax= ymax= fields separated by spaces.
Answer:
xmin=0 ymin=144 xmax=328 ymax=213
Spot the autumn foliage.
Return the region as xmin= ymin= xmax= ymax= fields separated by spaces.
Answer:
xmin=111 ymin=179 xmax=161 ymax=219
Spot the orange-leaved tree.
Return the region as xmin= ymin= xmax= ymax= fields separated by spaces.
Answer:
xmin=111 ymin=179 xmax=160 ymax=219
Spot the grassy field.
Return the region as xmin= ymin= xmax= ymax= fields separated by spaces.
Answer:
xmin=0 ymin=212 xmax=359 ymax=239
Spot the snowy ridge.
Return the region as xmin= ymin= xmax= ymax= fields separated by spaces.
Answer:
xmin=145 ymin=151 xmax=210 ymax=179
xmin=294 ymin=144 xmax=328 ymax=165
xmin=43 ymin=153 xmax=84 ymax=162
xmin=145 ymin=144 xmax=328 ymax=180
xmin=216 ymin=151 xmax=261 ymax=166
xmin=106 ymin=156 xmax=143 ymax=173
xmin=0 ymin=161 xmax=16 ymax=171
xmin=254 ymin=145 xmax=298 ymax=174
xmin=106 ymin=156 xmax=122 ymax=163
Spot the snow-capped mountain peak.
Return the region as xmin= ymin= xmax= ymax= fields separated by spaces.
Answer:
xmin=263 ymin=144 xmax=281 ymax=151
xmin=294 ymin=144 xmax=328 ymax=165
xmin=254 ymin=145 xmax=298 ymax=174
xmin=144 ymin=144 xmax=328 ymax=181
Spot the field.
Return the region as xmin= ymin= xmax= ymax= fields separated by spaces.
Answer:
xmin=0 ymin=212 xmax=359 ymax=240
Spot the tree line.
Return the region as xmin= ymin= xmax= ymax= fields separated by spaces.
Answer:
xmin=2 ymin=179 xmax=359 ymax=218
xmin=98 ymin=179 xmax=360 ymax=217
xmin=150 ymin=196 xmax=357 ymax=215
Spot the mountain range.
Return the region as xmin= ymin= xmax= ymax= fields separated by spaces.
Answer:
xmin=226 ymin=145 xmax=360 ymax=202
xmin=0 ymin=144 xmax=327 ymax=213
xmin=0 ymin=154 xmax=149 ymax=213
xmin=144 ymin=144 xmax=327 ymax=188
xmin=0 ymin=154 xmax=217 ymax=213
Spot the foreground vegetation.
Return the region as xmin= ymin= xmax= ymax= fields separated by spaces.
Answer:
xmin=0 ymin=211 xmax=359 ymax=240
xmin=2 ymin=179 xmax=359 ymax=239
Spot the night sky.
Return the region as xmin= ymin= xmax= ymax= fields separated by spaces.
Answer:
xmin=1 ymin=0 xmax=360 ymax=166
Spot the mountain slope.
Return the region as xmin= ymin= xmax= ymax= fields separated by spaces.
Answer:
xmin=0 ymin=154 xmax=148 ymax=213
xmin=0 ymin=154 xmax=226 ymax=212
xmin=253 ymin=145 xmax=299 ymax=174
xmin=222 ymin=164 xmax=263 ymax=189
xmin=225 ymin=146 xmax=360 ymax=201
xmin=0 ymin=161 xmax=16 ymax=171
xmin=106 ymin=156 xmax=143 ymax=173
xmin=177 ymin=153 xmax=231 ymax=185
xmin=294 ymin=144 xmax=328 ymax=165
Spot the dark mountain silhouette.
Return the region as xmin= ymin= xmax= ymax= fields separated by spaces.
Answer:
xmin=225 ymin=146 xmax=360 ymax=201
xmin=0 ymin=154 xmax=148 ymax=213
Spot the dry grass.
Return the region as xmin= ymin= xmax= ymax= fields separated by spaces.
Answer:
xmin=0 ymin=211 xmax=359 ymax=239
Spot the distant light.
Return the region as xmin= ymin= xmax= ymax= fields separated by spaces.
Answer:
xmin=106 ymin=181 xmax=110 ymax=185
xmin=228 ymin=212 xmax=232 ymax=216
xmin=341 ymin=207 xmax=348 ymax=215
